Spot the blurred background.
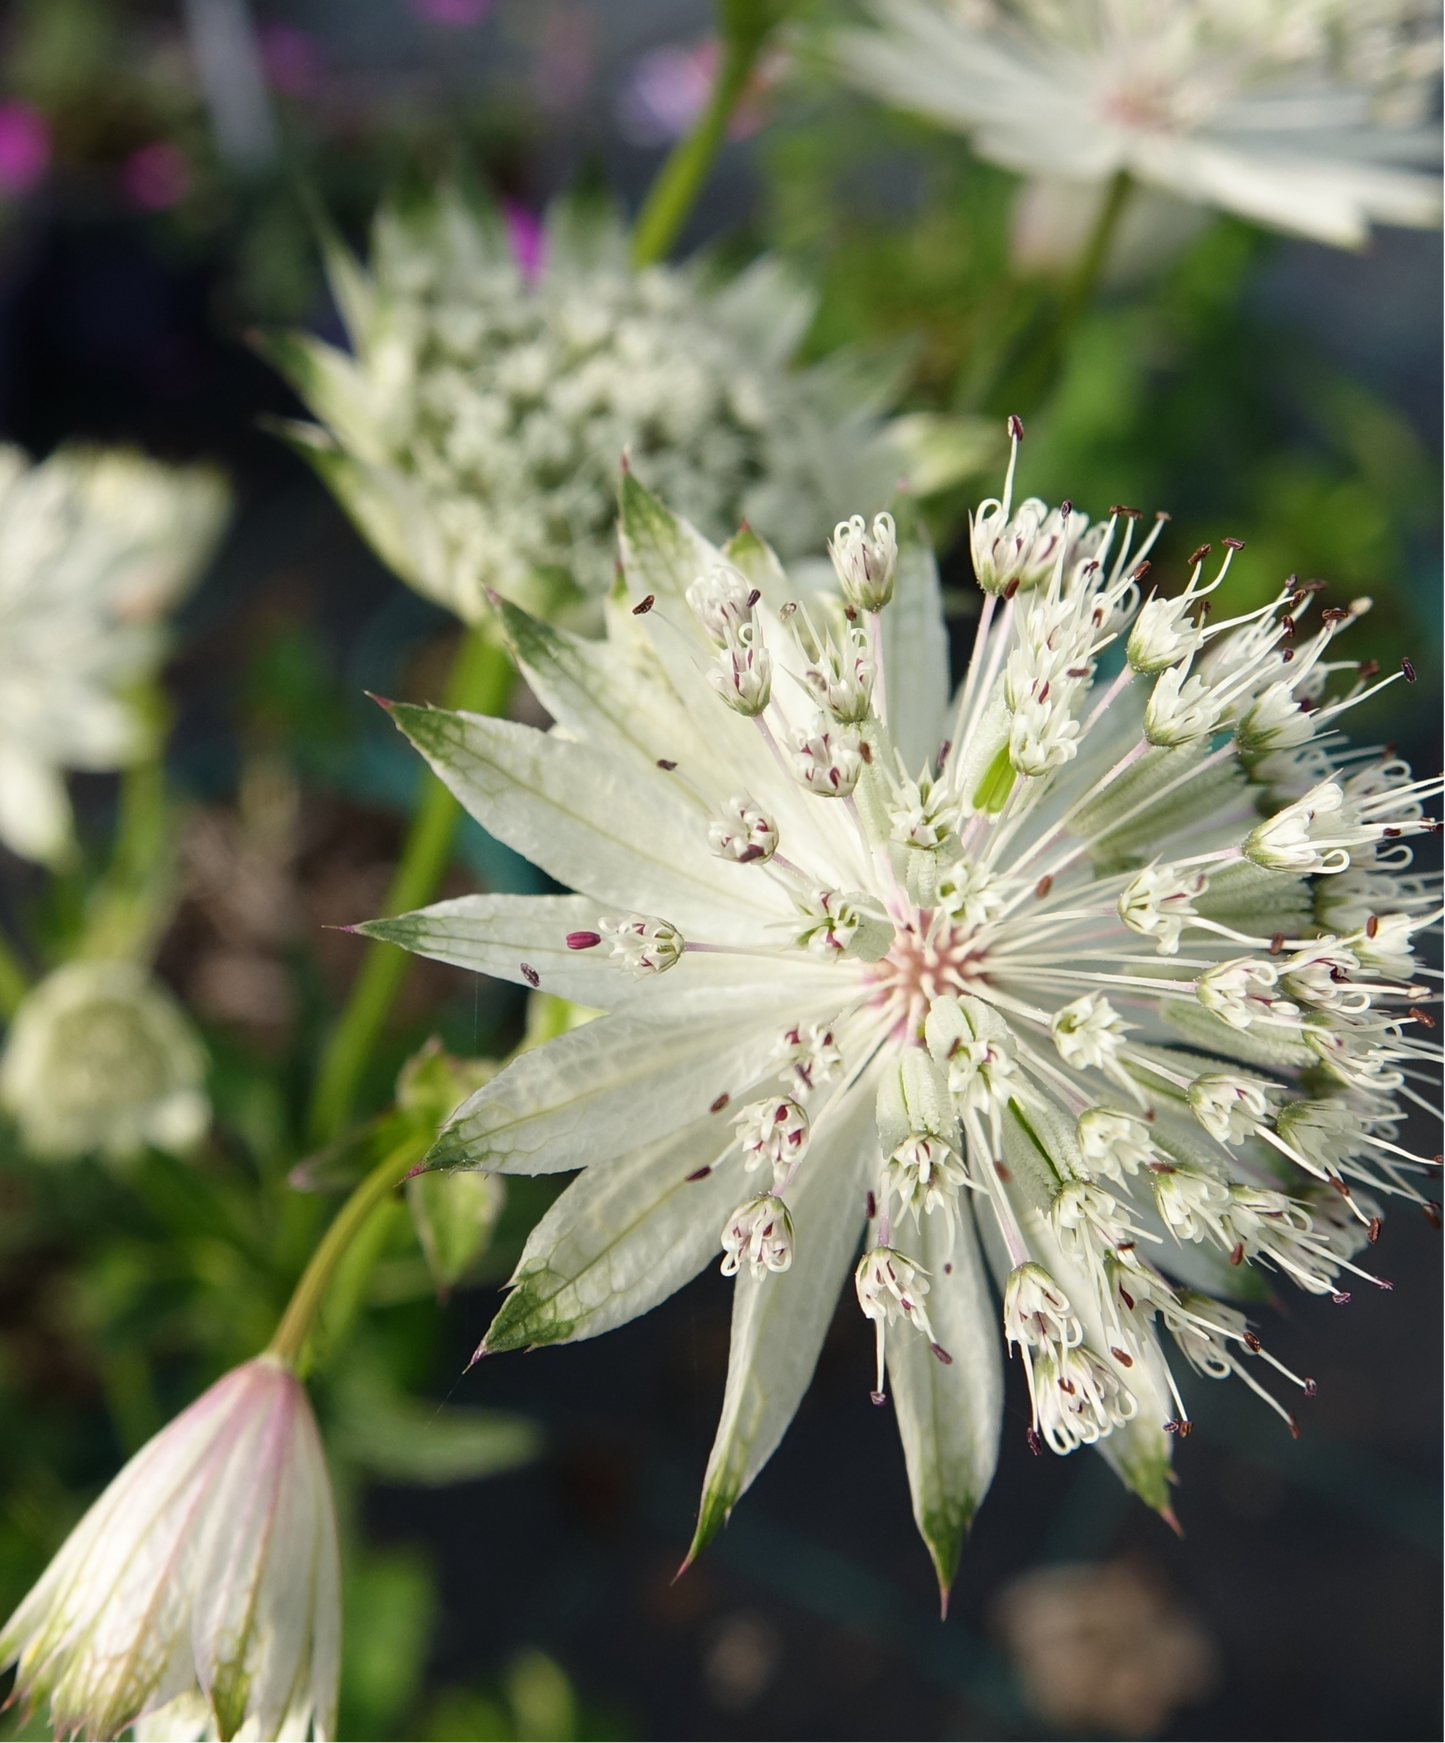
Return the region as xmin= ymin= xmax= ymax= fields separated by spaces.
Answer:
xmin=0 ymin=2 xmax=1439 ymax=1738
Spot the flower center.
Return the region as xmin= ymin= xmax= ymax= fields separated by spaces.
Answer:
xmin=868 ymin=912 xmax=986 ymax=1037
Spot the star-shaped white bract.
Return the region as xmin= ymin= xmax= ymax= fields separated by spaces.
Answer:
xmin=836 ymin=0 xmax=1442 ymax=248
xmin=270 ymin=189 xmax=903 ymax=626
xmin=362 ymin=444 xmax=1440 ymax=1598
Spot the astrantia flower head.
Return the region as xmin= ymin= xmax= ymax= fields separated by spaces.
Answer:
xmin=358 ymin=436 xmax=1440 ymax=1598
xmin=0 ymin=445 xmax=227 ymax=864
xmin=0 ymin=1356 xmax=339 ymax=1742
xmin=270 ymin=189 xmax=902 ymax=625
xmin=0 ymin=960 xmax=210 ymax=1162
xmin=836 ymin=0 xmax=1442 ymax=246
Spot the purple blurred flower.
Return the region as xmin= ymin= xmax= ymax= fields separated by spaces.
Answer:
xmin=412 ymin=0 xmax=493 ymax=24
xmin=259 ymin=23 xmax=323 ymax=98
xmin=121 ymin=142 xmax=192 ymax=211
xmin=502 ymin=201 xmax=546 ymax=285
xmin=0 ymin=101 xmax=50 ymax=197
xmin=616 ymin=38 xmax=783 ymax=147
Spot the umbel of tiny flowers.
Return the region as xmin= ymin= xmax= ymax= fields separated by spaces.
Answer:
xmin=0 ymin=960 xmax=210 ymax=1161
xmin=834 ymin=0 xmax=1442 ymax=248
xmin=0 ymin=1355 xmax=340 ymax=1742
xmin=353 ymin=435 xmax=1441 ymax=1602
xmin=265 ymin=186 xmax=903 ymax=626
xmin=0 ymin=444 xmax=228 ymax=865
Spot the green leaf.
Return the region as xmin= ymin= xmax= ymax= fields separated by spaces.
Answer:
xmin=616 ymin=468 xmax=720 ymax=606
xmin=332 ymin=1367 xmax=540 ymax=1486
xmin=407 ymin=1170 xmax=506 ymax=1293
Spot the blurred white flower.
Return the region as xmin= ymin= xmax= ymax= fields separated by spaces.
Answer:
xmin=270 ymin=190 xmax=902 ymax=624
xmin=0 ymin=1356 xmax=339 ymax=1743
xmin=0 ymin=445 xmax=228 ymax=864
xmin=994 ymin=1559 xmax=1217 ymax=1735
xmin=0 ymin=960 xmax=210 ymax=1161
xmin=837 ymin=0 xmax=1442 ymax=246
xmin=357 ymin=446 xmax=1440 ymax=1597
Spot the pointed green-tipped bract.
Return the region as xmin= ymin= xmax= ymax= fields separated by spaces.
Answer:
xmin=687 ymin=1075 xmax=876 ymax=1563
xmin=482 ymin=1115 xmax=746 ymax=1353
xmin=885 ymin=1198 xmax=1002 ymax=1603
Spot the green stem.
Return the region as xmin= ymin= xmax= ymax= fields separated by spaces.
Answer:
xmin=306 ymin=628 xmax=514 ymax=1146
xmin=630 ymin=4 xmax=779 ymax=269
xmin=267 ymin=1132 xmax=427 ymax=1372
xmin=1055 ymin=168 xmax=1132 ymax=347
xmin=0 ymin=927 xmax=30 ymax=1018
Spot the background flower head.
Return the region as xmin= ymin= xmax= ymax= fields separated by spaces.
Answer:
xmin=268 ymin=189 xmax=903 ymax=625
xmin=0 ymin=446 xmax=228 ymax=865
xmin=836 ymin=0 xmax=1443 ymax=246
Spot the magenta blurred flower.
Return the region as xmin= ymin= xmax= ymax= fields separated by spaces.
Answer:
xmin=121 ymin=141 xmax=192 ymax=211
xmin=260 ymin=22 xmax=323 ymax=98
xmin=502 ymin=201 xmax=546 ymax=284
xmin=412 ymin=0 xmax=493 ymax=24
xmin=0 ymin=100 xmax=50 ymax=197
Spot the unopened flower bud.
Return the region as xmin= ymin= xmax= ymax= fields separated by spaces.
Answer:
xmin=687 ymin=562 xmax=756 ymax=644
xmin=598 ymin=913 xmax=684 ymax=976
xmin=709 ymin=623 xmax=772 ymax=715
xmin=734 ymin=1095 xmax=811 ymax=1179
xmin=708 ymin=792 xmax=778 ymax=864
xmin=720 ymin=1194 xmax=795 ymax=1278
xmin=787 ymin=716 xmax=862 ymax=797
xmin=829 ymin=511 xmax=898 ymax=611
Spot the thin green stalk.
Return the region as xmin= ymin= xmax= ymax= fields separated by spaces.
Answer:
xmin=0 ymin=927 xmax=30 ymax=1018
xmin=268 ymin=1132 xmax=427 ymax=1373
xmin=1055 ymin=168 xmax=1133 ymax=347
xmin=631 ymin=1 xmax=784 ymax=269
xmin=307 ymin=628 xmax=513 ymax=1145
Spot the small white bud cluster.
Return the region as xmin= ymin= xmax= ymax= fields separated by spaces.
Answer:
xmin=1050 ymin=992 xmax=1134 ymax=1073
xmin=1004 ymin=1262 xmax=1137 ymax=1453
xmin=773 ymin=1022 xmax=843 ymax=1096
xmin=876 ymin=1048 xmax=969 ymax=1237
xmin=707 ymin=791 xmax=778 ymax=864
xmin=787 ymin=717 xmax=863 ymax=797
xmin=1118 ymin=863 xmax=1209 ymax=955
xmin=734 ymin=1094 xmax=811 ymax=1181
xmin=720 ymin=1194 xmax=795 ymax=1279
xmin=688 ymin=562 xmax=772 ymax=716
xmin=1195 ymin=957 xmax=1297 ymax=1029
xmin=887 ymin=771 xmax=960 ymax=849
xmin=598 ymin=913 xmax=685 ymax=976
xmin=828 ymin=512 xmax=898 ymax=612
xmin=925 ymin=993 xmax=1017 ymax=1114
xmin=1075 ymin=1106 xmax=1156 ymax=1182
xmin=1185 ymin=1073 xmax=1271 ymax=1144
xmin=855 ymin=1246 xmax=939 ymax=1400
xmin=803 ymin=623 xmax=875 ymax=724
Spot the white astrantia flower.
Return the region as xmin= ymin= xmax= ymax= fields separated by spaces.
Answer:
xmin=0 ymin=445 xmax=228 ymax=865
xmin=354 ymin=442 xmax=1441 ymax=1600
xmin=269 ymin=189 xmax=903 ymax=626
xmin=0 ymin=1356 xmax=340 ymax=1742
xmin=835 ymin=0 xmax=1442 ymax=247
xmin=0 ymin=961 xmax=210 ymax=1162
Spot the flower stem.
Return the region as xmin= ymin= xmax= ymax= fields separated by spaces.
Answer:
xmin=306 ymin=627 xmax=513 ymax=1146
xmin=1056 ymin=168 xmax=1133 ymax=340
xmin=0 ymin=927 xmax=30 ymax=1019
xmin=630 ymin=1 xmax=783 ymax=269
xmin=267 ymin=1132 xmax=429 ymax=1372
